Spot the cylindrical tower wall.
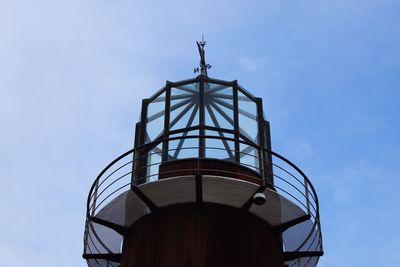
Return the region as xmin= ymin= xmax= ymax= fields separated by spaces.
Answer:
xmin=121 ymin=204 xmax=283 ymax=267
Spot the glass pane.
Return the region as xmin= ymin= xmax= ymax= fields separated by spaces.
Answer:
xmin=146 ymin=116 xmax=164 ymax=143
xmin=146 ymin=143 xmax=163 ymax=182
xmin=169 ymin=129 xmax=199 ymax=139
xmin=147 ymin=92 xmax=166 ymax=118
xmin=238 ymin=91 xmax=258 ymax=144
xmin=205 ymin=136 xmax=234 ymax=161
xmin=170 ymin=103 xmax=198 ymax=131
xmin=170 ymin=84 xmax=199 ymax=130
xmin=204 ymin=83 xmax=234 ymax=130
xmin=239 ymin=143 xmax=259 ymax=172
xmin=205 ymin=129 xmax=234 ymax=139
xmin=169 ymin=138 xmax=198 ymax=159
xmin=175 ymin=83 xmax=199 ymax=94
xmin=146 ymin=92 xmax=165 ymax=143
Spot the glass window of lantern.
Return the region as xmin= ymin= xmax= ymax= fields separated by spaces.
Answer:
xmin=204 ymin=130 xmax=235 ymax=161
xmin=169 ymin=83 xmax=200 ymax=131
xmin=237 ymin=90 xmax=258 ymax=144
xmin=204 ymin=83 xmax=234 ymax=131
xmin=145 ymin=92 xmax=166 ymax=143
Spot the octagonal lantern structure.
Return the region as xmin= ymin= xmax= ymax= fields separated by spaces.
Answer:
xmin=134 ymin=76 xmax=273 ymax=185
xmin=82 ymin=58 xmax=323 ymax=267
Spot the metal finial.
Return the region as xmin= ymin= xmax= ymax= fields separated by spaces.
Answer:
xmin=194 ymin=36 xmax=211 ymax=76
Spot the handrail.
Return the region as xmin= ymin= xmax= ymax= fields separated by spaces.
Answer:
xmin=83 ymin=134 xmax=323 ymax=267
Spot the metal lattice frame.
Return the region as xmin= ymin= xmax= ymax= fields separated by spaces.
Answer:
xmin=82 ymin=75 xmax=324 ymax=267
xmin=83 ymin=134 xmax=323 ymax=267
xmin=135 ymin=75 xmax=272 ymax=184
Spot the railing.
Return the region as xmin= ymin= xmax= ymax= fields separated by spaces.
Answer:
xmin=83 ymin=135 xmax=323 ymax=267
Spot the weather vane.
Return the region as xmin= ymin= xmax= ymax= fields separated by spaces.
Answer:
xmin=194 ymin=35 xmax=212 ymax=75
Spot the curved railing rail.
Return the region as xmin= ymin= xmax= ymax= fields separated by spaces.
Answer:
xmin=83 ymin=135 xmax=323 ymax=267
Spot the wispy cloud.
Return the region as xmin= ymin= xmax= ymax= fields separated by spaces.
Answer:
xmin=1 ymin=0 xmax=400 ymax=266
xmin=238 ymin=56 xmax=266 ymax=72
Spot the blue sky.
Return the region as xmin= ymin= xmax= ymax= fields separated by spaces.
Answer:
xmin=1 ymin=0 xmax=399 ymax=266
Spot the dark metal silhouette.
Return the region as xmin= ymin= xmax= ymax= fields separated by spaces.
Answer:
xmin=82 ymin=41 xmax=324 ymax=267
xmin=194 ymin=36 xmax=212 ymax=75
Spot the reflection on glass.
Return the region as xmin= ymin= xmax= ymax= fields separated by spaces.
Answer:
xmin=140 ymin=80 xmax=265 ymax=182
xmin=169 ymin=138 xmax=198 ymax=159
xmin=205 ymin=135 xmax=235 ymax=161
xmin=239 ymin=143 xmax=259 ymax=172
xmin=145 ymin=92 xmax=166 ymax=143
xmin=204 ymin=83 xmax=234 ymax=130
xmin=238 ymin=90 xmax=258 ymax=144
xmin=146 ymin=145 xmax=162 ymax=182
xmin=170 ymin=84 xmax=200 ymax=130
